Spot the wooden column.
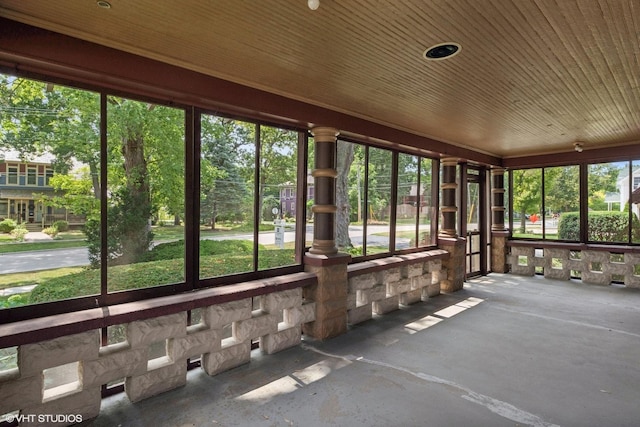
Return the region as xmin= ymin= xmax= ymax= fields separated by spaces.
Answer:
xmin=439 ymin=158 xmax=458 ymax=238
xmin=309 ymin=127 xmax=339 ymax=255
xmin=438 ymin=158 xmax=465 ymax=292
xmin=490 ymin=167 xmax=509 ymax=273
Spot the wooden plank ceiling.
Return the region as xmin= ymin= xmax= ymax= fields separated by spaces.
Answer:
xmin=0 ymin=0 xmax=639 ymax=159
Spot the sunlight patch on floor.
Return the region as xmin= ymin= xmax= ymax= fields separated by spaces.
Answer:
xmin=235 ymin=358 xmax=351 ymax=404
xmin=404 ymin=297 xmax=484 ymax=333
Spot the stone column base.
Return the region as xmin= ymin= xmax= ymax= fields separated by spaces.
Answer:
xmin=491 ymin=230 xmax=510 ymax=273
xmin=438 ymin=236 xmax=466 ymax=292
xmin=303 ymin=252 xmax=351 ymax=340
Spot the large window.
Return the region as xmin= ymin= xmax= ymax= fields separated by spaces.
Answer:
xmin=545 ymin=165 xmax=579 ymax=240
xmin=587 ymin=162 xmax=635 ymax=244
xmin=335 ymin=140 xmax=436 ymax=257
xmin=106 ymin=95 xmax=186 ymax=293
xmin=512 ymin=169 xmax=542 ymax=238
xmin=0 ymin=72 xmax=306 ymax=318
xmin=1 ymin=71 xmax=436 ymax=321
xmin=511 ymin=162 xmax=640 ymax=245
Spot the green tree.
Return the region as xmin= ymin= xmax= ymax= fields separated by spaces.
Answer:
xmin=512 ymin=169 xmax=542 ymax=233
xmin=336 ymin=140 xmax=355 ymax=248
xmin=200 ymin=116 xmax=249 ymax=229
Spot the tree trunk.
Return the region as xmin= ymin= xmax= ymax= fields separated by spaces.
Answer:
xmin=89 ymin=161 xmax=100 ymax=199
xmin=335 ymin=140 xmax=354 ymax=249
xmin=119 ymin=131 xmax=152 ymax=263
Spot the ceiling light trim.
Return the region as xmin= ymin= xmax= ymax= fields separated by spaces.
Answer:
xmin=423 ymin=42 xmax=462 ymax=61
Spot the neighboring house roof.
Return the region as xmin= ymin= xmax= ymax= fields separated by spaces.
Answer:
xmin=0 ymin=149 xmax=55 ymax=164
xmin=632 ymin=187 xmax=640 ymax=205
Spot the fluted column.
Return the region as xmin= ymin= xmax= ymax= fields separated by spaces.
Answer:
xmin=309 ymin=127 xmax=339 ymax=255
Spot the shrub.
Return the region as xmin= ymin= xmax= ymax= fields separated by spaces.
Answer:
xmin=43 ymin=226 xmax=59 ymax=238
xmin=0 ymin=218 xmax=17 ymax=233
xmin=10 ymin=225 xmax=28 ymax=242
xmin=52 ymin=220 xmax=70 ymax=232
xmin=558 ymin=213 xmax=580 ymax=241
xmin=558 ymin=211 xmax=640 ymax=242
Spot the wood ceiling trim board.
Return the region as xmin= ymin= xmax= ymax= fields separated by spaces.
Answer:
xmin=0 ymin=17 xmax=500 ymax=167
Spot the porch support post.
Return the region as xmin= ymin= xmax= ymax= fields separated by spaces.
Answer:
xmin=438 ymin=157 xmax=465 ymax=292
xmin=309 ymin=127 xmax=339 ymax=255
xmin=491 ymin=167 xmax=509 ymax=273
xmin=303 ymin=126 xmax=350 ymax=340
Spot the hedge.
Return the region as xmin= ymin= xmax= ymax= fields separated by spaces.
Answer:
xmin=558 ymin=211 xmax=640 ymax=242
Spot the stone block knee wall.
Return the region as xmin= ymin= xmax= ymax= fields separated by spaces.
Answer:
xmin=346 ymin=250 xmax=448 ymax=325
xmin=0 ymin=287 xmax=315 ymax=426
xmin=508 ymin=245 xmax=640 ymax=288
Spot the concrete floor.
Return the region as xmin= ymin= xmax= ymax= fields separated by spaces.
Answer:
xmin=88 ymin=274 xmax=640 ymax=427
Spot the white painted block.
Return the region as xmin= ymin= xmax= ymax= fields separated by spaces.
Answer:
xmin=284 ymin=303 xmax=316 ymax=326
xmin=202 ymin=341 xmax=251 ymax=376
xmin=377 ymin=267 xmax=401 ymax=284
xmin=260 ymin=327 xmax=301 ymax=354
xmin=170 ymin=328 xmax=221 ymax=360
xmin=19 ymin=331 xmax=99 ymax=377
xmin=348 ymin=304 xmax=372 ymax=325
xmin=127 ymin=312 xmax=186 ymax=348
xmin=387 ymin=278 xmax=411 ymax=296
xmin=125 ymin=361 xmax=187 ymax=403
xmin=400 ymin=289 xmax=422 ymax=306
xmin=81 ymin=347 xmax=147 ymax=389
xmin=348 ymin=273 xmax=377 ymax=292
xmin=411 ymin=275 xmax=429 ymax=290
xmin=261 ymin=288 xmax=302 ymax=313
xmin=233 ymin=313 xmax=278 ymax=342
xmin=22 ymin=387 xmax=101 ymax=427
xmin=372 ymin=295 xmax=399 ymax=315
xmin=0 ymin=374 xmax=42 ymax=415
xmin=204 ymin=299 xmax=252 ymax=328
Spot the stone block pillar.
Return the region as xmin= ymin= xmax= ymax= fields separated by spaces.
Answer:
xmin=304 ymin=253 xmax=351 ymax=339
xmin=303 ymin=126 xmax=350 ymax=340
xmin=438 ymin=158 xmax=465 ymax=292
xmin=490 ymin=167 xmax=509 ymax=273
xmin=438 ymin=237 xmax=465 ymax=292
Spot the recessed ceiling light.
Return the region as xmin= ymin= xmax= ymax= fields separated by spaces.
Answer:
xmin=423 ymin=43 xmax=461 ymax=61
xmin=97 ymin=1 xmax=111 ymax=9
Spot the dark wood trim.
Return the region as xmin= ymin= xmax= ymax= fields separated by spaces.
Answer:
xmin=503 ymin=144 xmax=640 ymax=169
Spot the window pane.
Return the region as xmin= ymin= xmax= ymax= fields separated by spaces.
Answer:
xmin=0 ymin=74 xmax=99 ymax=307
xmin=106 ymin=96 xmax=185 ymax=292
xmin=258 ymin=125 xmax=297 ymax=270
xmin=418 ymin=158 xmax=435 ymax=246
xmin=512 ymin=169 xmax=542 ymax=238
xmin=587 ymin=162 xmax=627 ymax=243
xmin=545 ymin=166 xmax=579 ymax=240
xmin=305 ymin=137 xmax=314 ymax=249
xmin=396 ymin=153 xmax=418 ymax=250
xmin=366 ymin=147 xmax=391 ymax=254
xmin=199 ymin=116 xmax=255 ymax=278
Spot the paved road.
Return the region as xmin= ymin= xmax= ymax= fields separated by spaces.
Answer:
xmin=0 ymin=224 xmax=412 ymax=275
xmin=0 ymin=247 xmax=90 ymax=274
